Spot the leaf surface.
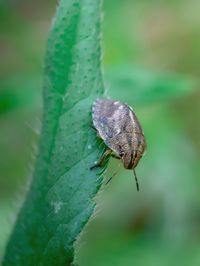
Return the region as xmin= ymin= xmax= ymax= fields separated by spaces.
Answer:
xmin=3 ymin=0 xmax=105 ymax=265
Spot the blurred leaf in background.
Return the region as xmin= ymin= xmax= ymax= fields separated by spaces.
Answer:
xmin=106 ymin=64 xmax=196 ymax=106
xmin=1 ymin=0 xmax=200 ymax=265
xmin=0 ymin=0 xmax=53 ymax=258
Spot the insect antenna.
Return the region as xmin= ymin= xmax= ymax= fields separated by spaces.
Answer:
xmin=133 ymin=169 xmax=140 ymax=192
xmin=105 ymin=176 xmax=113 ymax=185
xmin=105 ymin=161 xmax=121 ymax=185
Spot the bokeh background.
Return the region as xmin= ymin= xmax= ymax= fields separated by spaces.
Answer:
xmin=1 ymin=1 xmax=200 ymax=265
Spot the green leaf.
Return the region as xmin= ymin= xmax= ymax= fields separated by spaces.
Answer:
xmin=3 ymin=0 xmax=105 ymax=265
xmin=106 ymin=65 xmax=196 ymax=106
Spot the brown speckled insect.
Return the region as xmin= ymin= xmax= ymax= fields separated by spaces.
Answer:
xmin=91 ymin=99 xmax=146 ymax=191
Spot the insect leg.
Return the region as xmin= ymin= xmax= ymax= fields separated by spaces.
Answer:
xmin=111 ymin=154 xmax=120 ymax=160
xmin=90 ymin=148 xmax=112 ymax=170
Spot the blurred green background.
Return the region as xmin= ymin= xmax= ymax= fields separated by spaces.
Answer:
xmin=1 ymin=0 xmax=200 ymax=265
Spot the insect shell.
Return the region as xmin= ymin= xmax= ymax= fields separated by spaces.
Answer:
xmin=91 ymin=99 xmax=146 ymax=191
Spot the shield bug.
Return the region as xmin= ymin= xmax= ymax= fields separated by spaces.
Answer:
xmin=91 ymin=99 xmax=146 ymax=191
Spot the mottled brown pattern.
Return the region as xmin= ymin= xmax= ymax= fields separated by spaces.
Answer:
xmin=92 ymin=99 xmax=146 ymax=170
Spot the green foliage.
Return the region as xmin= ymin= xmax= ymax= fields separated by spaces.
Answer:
xmin=1 ymin=1 xmax=200 ymax=266
xmin=0 ymin=75 xmax=41 ymax=114
xmin=3 ymin=0 xmax=105 ymax=265
xmin=0 ymin=66 xmax=195 ymax=115
xmin=106 ymin=65 xmax=195 ymax=106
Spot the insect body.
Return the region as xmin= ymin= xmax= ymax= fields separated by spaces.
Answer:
xmin=91 ymin=99 xmax=146 ymax=191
